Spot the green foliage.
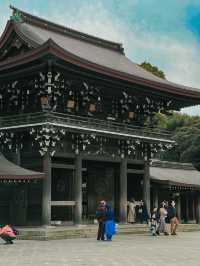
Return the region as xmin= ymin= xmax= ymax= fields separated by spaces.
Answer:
xmin=137 ymin=61 xmax=199 ymax=167
xmin=155 ymin=112 xmax=200 ymax=169
xmin=139 ymin=61 xmax=166 ymax=79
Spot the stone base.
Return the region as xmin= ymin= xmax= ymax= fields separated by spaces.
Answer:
xmin=16 ymin=223 xmax=200 ymax=241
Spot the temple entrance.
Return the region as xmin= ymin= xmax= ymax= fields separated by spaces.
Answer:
xmin=0 ymin=185 xmax=11 ymax=225
xmin=0 ymin=184 xmax=28 ymax=226
xmin=127 ymin=173 xmax=143 ymax=202
xmin=51 ymin=167 xmax=74 ymax=223
xmin=83 ymin=160 xmax=119 ymax=221
xmin=10 ymin=186 xmax=28 ymax=225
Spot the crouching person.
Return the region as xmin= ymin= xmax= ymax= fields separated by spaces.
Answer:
xmin=0 ymin=224 xmax=17 ymax=244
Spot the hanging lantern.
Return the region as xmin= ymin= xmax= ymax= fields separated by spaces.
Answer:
xmin=40 ymin=96 xmax=49 ymax=106
xmin=67 ymin=100 xmax=75 ymax=109
xmin=128 ymin=111 xmax=135 ymax=119
xmin=89 ymin=103 xmax=96 ymax=112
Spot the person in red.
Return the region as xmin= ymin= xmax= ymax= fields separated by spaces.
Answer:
xmin=0 ymin=225 xmax=16 ymax=244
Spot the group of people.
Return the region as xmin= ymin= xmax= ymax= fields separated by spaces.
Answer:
xmin=127 ymin=198 xmax=179 ymax=236
xmin=150 ymin=200 xmax=179 ymax=236
xmin=0 ymin=199 xmax=178 ymax=244
xmin=0 ymin=224 xmax=18 ymax=244
xmin=127 ymin=199 xmax=149 ymax=224
xmin=96 ymin=200 xmax=116 ymax=241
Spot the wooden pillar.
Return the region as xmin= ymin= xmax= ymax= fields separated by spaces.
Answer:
xmin=186 ymin=194 xmax=189 ymax=222
xmin=176 ymin=196 xmax=181 ymax=221
xmin=42 ymin=152 xmax=52 ymax=226
xmin=13 ymin=146 xmax=21 ymax=165
xmin=196 ymin=193 xmax=200 ymax=224
xmin=74 ymin=155 xmax=82 ymax=224
xmin=153 ymin=188 xmax=159 ymax=208
xmin=119 ymin=158 xmax=127 ymax=223
xmin=143 ymin=161 xmax=150 ymax=214
xmin=192 ymin=194 xmax=196 ymax=221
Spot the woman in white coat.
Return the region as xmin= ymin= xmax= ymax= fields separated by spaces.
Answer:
xmin=127 ymin=198 xmax=137 ymax=223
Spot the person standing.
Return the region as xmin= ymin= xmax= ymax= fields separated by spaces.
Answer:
xmin=105 ymin=204 xmax=116 ymax=241
xmin=138 ymin=201 xmax=143 ymax=223
xmin=127 ymin=198 xmax=137 ymax=223
xmin=157 ymin=202 xmax=169 ymax=235
xmin=168 ymin=200 xmax=179 ymax=235
xmin=150 ymin=207 xmax=158 ymax=236
xmin=142 ymin=202 xmax=149 ymax=224
xmin=96 ymin=200 xmax=106 ymax=241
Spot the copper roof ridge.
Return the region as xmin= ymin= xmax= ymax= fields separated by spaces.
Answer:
xmin=10 ymin=5 xmax=124 ymax=54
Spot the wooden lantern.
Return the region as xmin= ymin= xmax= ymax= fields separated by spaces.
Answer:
xmin=89 ymin=103 xmax=96 ymax=112
xmin=40 ymin=96 xmax=49 ymax=105
xmin=128 ymin=111 xmax=135 ymax=119
xmin=67 ymin=100 xmax=75 ymax=109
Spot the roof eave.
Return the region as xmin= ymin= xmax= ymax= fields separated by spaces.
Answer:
xmin=10 ymin=5 xmax=125 ymax=54
xmin=0 ymin=19 xmax=38 ymax=51
xmin=0 ymin=37 xmax=200 ymax=103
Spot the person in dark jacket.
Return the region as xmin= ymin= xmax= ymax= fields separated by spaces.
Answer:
xmin=96 ymin=200 xmax=106 ymax=241
xmin=142 ymin=202 xmax=149 ymax=224
xmin=168 ymin=200 xmax=179 ymax=235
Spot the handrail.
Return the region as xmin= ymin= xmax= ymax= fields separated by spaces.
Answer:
xmin=0 ymin=111 xmax=172 ymax=140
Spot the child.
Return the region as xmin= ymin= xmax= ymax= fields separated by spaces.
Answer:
xmin=150 ymin=207 xmax=158 ymax=236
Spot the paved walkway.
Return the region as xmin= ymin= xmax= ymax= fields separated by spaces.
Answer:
xmin=1 ymin=232 xmax=200 ymax=266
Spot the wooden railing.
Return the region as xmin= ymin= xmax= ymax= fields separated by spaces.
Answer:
xmin=0 ymin=111 xmax=173 ymax=142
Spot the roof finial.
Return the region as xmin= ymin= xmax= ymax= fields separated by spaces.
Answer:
xmin=10 ymin=5 xmax=23 ymax=23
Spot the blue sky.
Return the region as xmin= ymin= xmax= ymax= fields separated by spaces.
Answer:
xmin=1 ymin=0 xmax=200 ymax=115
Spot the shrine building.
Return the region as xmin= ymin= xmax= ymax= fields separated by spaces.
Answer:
xmin=0 ymin=6 xmax=200 ymax=226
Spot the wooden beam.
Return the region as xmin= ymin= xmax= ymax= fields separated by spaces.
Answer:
xmin=127 ymin=169 xmax=144 ymax=174
xmin=51 ymin=163 xmax=86 ymax=171
xmin=51 ymin=201 xmax=76 ymax=206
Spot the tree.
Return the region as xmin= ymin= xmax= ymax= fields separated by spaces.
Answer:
xmin=139 ymin=61 xmax=166 ymax=79
xmin=138 ymin=61 xmax=200 ymax=169
xmin=154 ymin=112 xmax=200 ymax=170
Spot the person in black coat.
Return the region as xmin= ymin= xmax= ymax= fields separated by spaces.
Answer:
xmin=142 ymin=202 xmax=149 ymax=224
xmin=168 ymin=200 xmax=179 ymax=235
xmin=96 ymin=200 xmax=106 ymax=241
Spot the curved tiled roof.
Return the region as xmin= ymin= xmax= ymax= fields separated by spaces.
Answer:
xmin=150 ymin=161 xmax=200 ymax=188
xmin=0 ymin=153 xmax=44 ymax=180
xmin=0 ymin=6 xmax=200 ymax=102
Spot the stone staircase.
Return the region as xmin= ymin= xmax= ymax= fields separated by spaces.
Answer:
xmin=17 ymin=223 xmax=200 ymax=241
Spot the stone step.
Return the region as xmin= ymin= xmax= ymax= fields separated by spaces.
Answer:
xmin=17 ymin=223 xmax=200 ymax=240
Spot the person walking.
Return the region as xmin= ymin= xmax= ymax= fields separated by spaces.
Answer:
xmin=138 ymin=201 xmax=143 ymax=223
xmin=168 ymin=200 xmax=179 ymax=235
xmin=104 ymin=204 xmax=116 ymax=241
xmin=150 ymin=207 xmax=158 ymax=236
xmin=96 ymin=200 xmax=106 ymax=241
xmin=141 ymin=202 xmax=149 ymax=224
xmin=156 ymin=202 xmax=169 ymax=235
